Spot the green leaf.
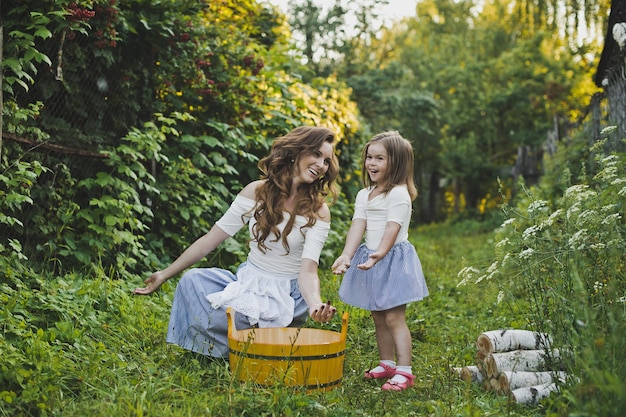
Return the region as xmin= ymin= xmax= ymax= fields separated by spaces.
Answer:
xmin=34 ymin=28 xmax=52 ymax=40
xmin=105 ymin=216 xmax=118 ymax=226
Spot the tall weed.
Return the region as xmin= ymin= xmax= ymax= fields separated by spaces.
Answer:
xmin=459 ymin=137 xmax=626 ymax=416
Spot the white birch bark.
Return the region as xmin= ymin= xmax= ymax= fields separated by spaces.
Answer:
xmin=485 ymin=349 xmax=559 ymax=378
xmin=459 ymin=365 xmax=485 ymax=383
xmin=497 ymin=370 xmax=567 ymax=392
xmin=510 ymin=382 xmax=559 ymax=405
xmin=476 ymin=329 xmax=552 ymax=355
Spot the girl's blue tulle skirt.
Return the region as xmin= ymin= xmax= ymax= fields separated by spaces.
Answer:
xmin=339 ymin=240 xmax=429 ymax=311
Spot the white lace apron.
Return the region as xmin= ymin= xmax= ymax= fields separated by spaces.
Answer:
xmin=205 ymin=262 xmax=298 ymax=328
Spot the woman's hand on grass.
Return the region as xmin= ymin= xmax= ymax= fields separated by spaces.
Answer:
xmin=134 ymin=271 xmax=167 ymax=295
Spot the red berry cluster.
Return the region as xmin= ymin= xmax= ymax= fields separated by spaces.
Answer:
xmin=67 ymin=3 xmax=95 ymax=22
xmin=198 ymin=79 xmax=218 ymax=96
xmin=242 ymin=54 xmax=264 ymax=75
xmin=94 ymin=1 xmax=120 ymax=48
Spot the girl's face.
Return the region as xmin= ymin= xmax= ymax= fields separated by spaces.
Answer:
xmin=365 ymin=142 xmax=388 ymax=185
xmin=294 ymin=141 xmax=333 ymax=185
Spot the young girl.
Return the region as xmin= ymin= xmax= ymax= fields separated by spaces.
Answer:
xmin=331 ymin=131 xmax=428 ymax=391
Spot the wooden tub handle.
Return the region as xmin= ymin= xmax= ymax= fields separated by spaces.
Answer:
xmin=226 ymin=307 xmax=235 ymax=338
xmin=340 ymin=312 xmax=349 ymax=340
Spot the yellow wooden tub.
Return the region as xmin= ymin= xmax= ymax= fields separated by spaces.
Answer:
xmin=226 ymin=307 xmax=349 ymax=392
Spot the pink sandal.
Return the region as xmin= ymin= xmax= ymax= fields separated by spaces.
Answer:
xmin=381 ymin=370 xmax=416 ymax=391
xmin=364 ymin=362 xmax=396 ymax=379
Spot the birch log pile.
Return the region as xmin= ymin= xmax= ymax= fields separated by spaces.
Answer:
xmin=452 ymin=329 xmax=566 ymax=406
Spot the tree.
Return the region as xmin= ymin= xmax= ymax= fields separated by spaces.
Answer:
xmin=507 ymin=0 xmax=609 ymax=41
xmin=284 ymin=0 xmax=392 ymax=78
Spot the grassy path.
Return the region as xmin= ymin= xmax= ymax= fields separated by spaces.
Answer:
xmin=3 ymin=223 xmax=549 ymax=416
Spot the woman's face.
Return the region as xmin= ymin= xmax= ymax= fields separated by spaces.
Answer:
xmin=294 ymin=141 xmax=333 ymax=185
xmin=365 ymin=142 xmax=388 ymax=185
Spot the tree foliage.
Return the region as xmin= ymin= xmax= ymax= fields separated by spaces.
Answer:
xmin=307 ymin=0 xmax=604 ymax=220
xmin=1 ymin=0 xmax=608 ymax=259
xmin=1 ymin=0 xmax=363 ymax=274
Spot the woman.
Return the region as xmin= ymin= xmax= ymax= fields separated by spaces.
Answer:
xmin=135 ymin=126 xmax=339 ymax=358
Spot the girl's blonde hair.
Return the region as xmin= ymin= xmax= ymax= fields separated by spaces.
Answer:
xmin=254 ymin=126 xmax=339 ymax=253
xmin=361 ymin=131 xmax=418 ymax=201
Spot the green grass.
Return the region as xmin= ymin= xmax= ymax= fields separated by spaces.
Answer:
xmin=1 ymin=222 xmax=547 ymax=417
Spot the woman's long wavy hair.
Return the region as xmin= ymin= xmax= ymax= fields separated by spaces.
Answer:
xmin=253 ymin=126 xmax=339 ymax=253
xmin=361 ymin=131 xmax=418 ymax=201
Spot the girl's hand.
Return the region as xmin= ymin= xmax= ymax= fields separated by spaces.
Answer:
xmin=331 ymin=255 xmax=351 ymax=274
xmin=357 ymin=252 xmax=383 ymax=270
xmin=309 ymin=301 xmax=336 ymax=322
xmin=134 ymin=271 xmax=167 ymax=295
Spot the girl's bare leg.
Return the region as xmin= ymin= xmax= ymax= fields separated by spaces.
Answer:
xmin=383 ymin=305 xmax=412 ymax=366
xmin=379 ymin=305 xmax=415 ymax=388
xmin=371 ymin=310 xmax=396 ymax=361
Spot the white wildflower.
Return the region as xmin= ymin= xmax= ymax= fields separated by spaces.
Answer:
xmin=501 ymin=253 xmax=511 ymax=267
xmin=600 ymin=126 xmax=617 ymax=135
xmin=601 ymin=204 xmax=618 ymax=214
xmin=564 ymin=184 xmax=589 ymax=199
xmin=497 ymin=290 xmax=505 ymax=304
xmin=567 ymin=203 xmax=582 ymax=221
xmin=564 ymin=184 xmax=596 ymax=202
xmin=594 ymin=164 xmax=618 ymax=182
xmin=477 ymin=261 xmax=499 ymax=282
xmin=519 ymin=248 xmax=535 ymax=259
xmin=606 ymin=239 xmax=622 ymax=249
xmin=475 ymin=273 xmax=489 ymax=284
xmin=618 ymin=295 xmax=626 ymax=303
xmin=601 ymin=154 xmax=619 ymax=165
xmin=589 ymin=243 xmax=606 ymax=250
xmin=579 ymin=189 xmax=598 ymax=201
xmin=539 ymin=218 xmax=552 ymax=229
xmin=528 ymin=200 xmax=549 ymax=215
xmin=568 ymin=229 xmax=588 ymax=250
xmin=590 ymin=137 xmax=608 ymax=152
xmin=457 ymin=266 xmax=480 ymax=286
xmin=496 ymin=237 xmax=510 ymax=249
xmin=540 ymin=209 xmax=563 ymax=228
xmin=619 ymin=186 xmax=626 ymax=197
xmin=576 ymin=209 xmax=597 ymax=226
xmin=602 ymin=213 xmax=622 ymax=225
xmin=501 ymin=218 xmax=516 ymax=227
xmin=522 ymin=225 xmax=540 ymax=240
